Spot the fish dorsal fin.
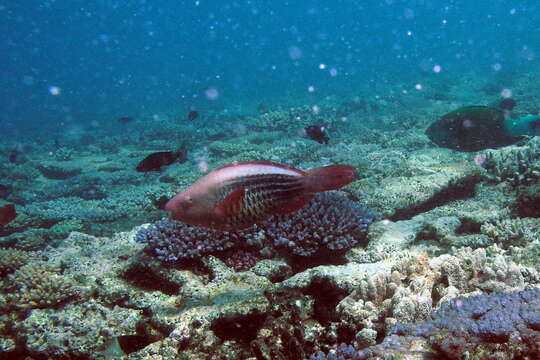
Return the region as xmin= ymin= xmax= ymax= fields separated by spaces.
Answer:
xmin=216 ymin=187 xmax=246 ymax=217
xmin=215 ymin=161 xmax=306 ymax=176
xmin=274 ymin=194 xmax=313 ymax=215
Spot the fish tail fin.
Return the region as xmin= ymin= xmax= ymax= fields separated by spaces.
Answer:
xmin=303 ymin=165 xmax=358 ymax=193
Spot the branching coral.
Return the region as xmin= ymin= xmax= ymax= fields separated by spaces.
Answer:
xmin=136 ymin=192 xmax=377 ymax=262
xmin=480 ymin=218 xmax=540 ymax=248
xmin=482 ymin=138 xmax=540 ymax=186
xmin=2 ymin=262 xmax=80 ymax=310
xmin=134 ymin=218 xmax=247 ymax=262
xmin=267 ymin=192 xmax=377 ymax=257
xmin=0 ymin=248 xmax=30 ymax=278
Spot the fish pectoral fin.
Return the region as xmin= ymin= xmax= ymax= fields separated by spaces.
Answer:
xmin=274 ymin=194 xmax=313 ymax=215
xmin=216 ymin=187 xmax=246 ymax=217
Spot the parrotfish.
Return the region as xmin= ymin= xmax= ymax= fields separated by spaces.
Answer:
xmin=165 ymin=161 xmax=358 ymax=231
xmin=426 ymin=105 xmax=540 ymax=152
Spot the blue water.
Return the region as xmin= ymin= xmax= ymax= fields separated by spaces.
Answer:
xmin=2 ymin=0 xmax=539 ymax=137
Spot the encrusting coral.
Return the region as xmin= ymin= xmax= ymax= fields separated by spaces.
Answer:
xmin=334 ymin=248 xmax=539 ymax=350
xmin=312 ymin=286 xmax=540 ymax=360
xmin=392 ymin=287 xmax=540 ymax=360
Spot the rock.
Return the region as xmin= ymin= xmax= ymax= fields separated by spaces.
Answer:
xmin=36 ymin=162 xmax=82 ymax=180
xmin=357 ymin=156 xmax=482 ymax=219
xmin=251 ymin=259 xmax=292 ymax=282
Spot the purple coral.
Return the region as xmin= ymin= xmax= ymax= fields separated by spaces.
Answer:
xmin=310 ymin=344 xmax=366 ymax=360
xmin=392 ymin=288 xmax=540 ymax=341
xmin=134 ymin=218 xmax=250 ymax=262
xmin=264 ymin=192 xmax=377 ymax=257
xmin=310 ymin=289 xmax=540 ymax=360
xmin=392 ymin=288 xmax=540 ymax=358
xmin=135 ymin=192 xmax=377 ymax=262
xmin=223 ymin=249 xmax=259 ymax=272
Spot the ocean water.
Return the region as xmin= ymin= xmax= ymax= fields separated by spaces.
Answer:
xmin=1 ymin=1 xmax=540 ymax=359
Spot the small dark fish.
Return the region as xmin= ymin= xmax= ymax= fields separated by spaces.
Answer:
xmin=0 ymin=204 xmax=17 ymax=226
xmin=187 ymin=110 xmax=199 ymax=121
xmin=53 ymin=139 xmax=61 ymax=149
xmin=0 ymin=184 xmax=13 ymax=199
xmin=136 ymin=147 xmax=187 ymax=172
xmin=498 ymin=98 xmax=517 ymax=111
xmin=118 ymin=116 xmax=134 ymax=124
xmin=8 ymin=148 xmax=19 ymax=163
xmin=304 ymin=125 xmax=329 ymax=144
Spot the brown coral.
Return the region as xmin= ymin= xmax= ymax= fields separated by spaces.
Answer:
xmin=0 ymin=248 xmax=30 ymax=278
xmin=480 ymin=218 xmax=540 ymax=247
xmin=3 ymin=262 xmax=81 ymax=310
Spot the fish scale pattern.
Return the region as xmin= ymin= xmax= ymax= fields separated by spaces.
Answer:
xmin=135 ymin=191 xmax=377 ymax=262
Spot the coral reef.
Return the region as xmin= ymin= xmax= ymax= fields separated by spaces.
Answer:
xmin=2 ymin=68 xmax=540 ymax=360
xmin=482 ymin=138 xmax=540 ymax=186
xmin=136 ymin=192 xmax=377 ymax=263
xmin=393 ymin=287 xmax=540 ymax=360
xmin=134 ymin=218 xmax=247 ymax=262
xmin=0 ymin=248 xmax=30 ymax=277
xmin=223 ymin=249 xmax=260 ymax=272
xmin=267 ymin=192 xmax=377 ymax=257
xmin=480 ymin=218 xmax=540 ymax=248
xmin=2 ymin=262 xmax=81 ymax=310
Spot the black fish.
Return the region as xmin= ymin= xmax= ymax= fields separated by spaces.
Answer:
xmin=304 ymin=125 xmax=329 ymax=144
xmin=0 ymin=184 xmax=13 ymax=199
xmin=8 ymin=148 xmax=19 ymax=163
xmin=136 ymin=146 xmax=187 ymax=172
xmin=187 ymin=110 xmax=199 ymax=121
xmin=498 ymin=98 xmax=517 ymax=111
xmin=426 ymin=105 xmax=540 ymax=152
xmin=118 ymin=116 xmax=134 ymax=124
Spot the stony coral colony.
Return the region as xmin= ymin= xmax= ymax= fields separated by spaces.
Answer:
xmin=1 ymin=78 xmax=540 ymax=359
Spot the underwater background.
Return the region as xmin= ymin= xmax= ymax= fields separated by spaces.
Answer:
xmin=1 ymin=1 xmax=540 ymax=359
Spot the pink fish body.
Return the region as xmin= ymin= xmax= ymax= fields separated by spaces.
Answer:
xmin=165 ymin=161 xmax=358 ymax=231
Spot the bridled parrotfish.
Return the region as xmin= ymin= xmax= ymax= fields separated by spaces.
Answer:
xmin=165 ymin=161 xmax=358 ymax=231
xmin=426 ymin=105 xmax=540 ymax=152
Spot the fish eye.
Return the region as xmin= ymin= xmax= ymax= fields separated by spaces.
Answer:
xmin=185 ymin=195 xmax=193 ymax=203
